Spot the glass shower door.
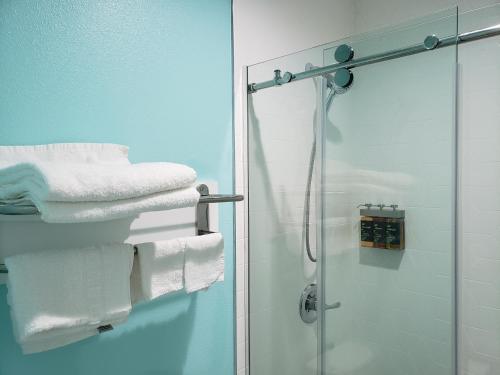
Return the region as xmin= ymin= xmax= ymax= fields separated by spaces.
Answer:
xmin=248 ymin=49 xmax=323 ymax=375
xmin=319 ymin=10 xmax=457 ymax=375
xmin=247 ymin=48 xmax=324 ymax=375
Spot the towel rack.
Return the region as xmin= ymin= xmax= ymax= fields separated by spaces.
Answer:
xmin=196 ymin=184 xmax=243 ymax=235
xmin=0 ymin=184 xmax=243 ymax=274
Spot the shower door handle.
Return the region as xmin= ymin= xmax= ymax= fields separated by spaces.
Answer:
xmin=324 ymin=301 xmax=341 ymax=311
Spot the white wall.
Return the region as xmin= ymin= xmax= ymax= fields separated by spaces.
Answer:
xmin=352 ymin=0 xmax=499 ymax=34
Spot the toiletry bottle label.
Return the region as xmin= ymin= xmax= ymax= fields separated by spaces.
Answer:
xmin=360 ymin=217 xmax=374 ymax=247
xmin=386 ymin=219 xmax=405 ymax=250
xmin=385 ymin=222 xmax=400 ymax=244
xmin=373 ymin=218 xmax=386 ymax=248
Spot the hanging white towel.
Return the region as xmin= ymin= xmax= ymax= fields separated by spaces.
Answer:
xmin=5 ymin=243 xmax=134 ymax=354
xmin=35 ymin=186 xmax=200 ymax=223
xmin=0 ymin=143 xmax=130 ymax=167
xmin=184 ymin=233 xmax=224 ymax=293
xmin=0 ymin=161 xmax=197 ymax=203
xmin=132 ymin=238 xmax=185 ymax=303
xmin=131 ymin=233 xmax=225 ymax=301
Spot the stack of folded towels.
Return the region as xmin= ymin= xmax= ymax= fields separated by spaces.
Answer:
xmin=5 ymin=233 xmax=224 ymax=354
xmin=1 ymin=143 xmax=225 ymax=354
xmin=0 ymin=143 xmax=199 ymax=222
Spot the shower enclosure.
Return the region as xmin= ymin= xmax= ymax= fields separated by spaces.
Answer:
xmin=245 ymin=6 xmax=500 ymax=375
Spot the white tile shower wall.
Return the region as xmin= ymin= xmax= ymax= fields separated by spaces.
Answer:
xmin=459 ymin=34 xmax=500 ymax=375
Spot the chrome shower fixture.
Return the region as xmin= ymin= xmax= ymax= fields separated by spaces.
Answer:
xmin=273 ymin=69 xmax=294 ymax=86
xmin=332 ymin=43 xmax=354 ymax=89
xmin=299 ymin=284 xmax=341 ymax=324
xmin=333 ymin=68 xmax=354 ymax=88
xmin=334 ymin=43 xmax=354 ymax=63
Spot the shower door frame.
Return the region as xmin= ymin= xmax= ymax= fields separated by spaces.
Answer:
xmin=315 ymin=76 xmax=328 ymax=375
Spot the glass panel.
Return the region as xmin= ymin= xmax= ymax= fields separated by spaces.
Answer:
xmin=247 ymin=47 xmax=324 ymax=375
xmin=320 ymin=9 xmax=457 ymax=375
xmin=458 ymin=5 xmax=500 ymax=375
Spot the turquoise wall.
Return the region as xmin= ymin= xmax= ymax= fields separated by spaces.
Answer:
xmin=0 ymin=1 xmax=234 ymax=374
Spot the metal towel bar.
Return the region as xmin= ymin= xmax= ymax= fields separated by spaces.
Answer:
xmin=0 ymin=184 xmax=244 ymax=274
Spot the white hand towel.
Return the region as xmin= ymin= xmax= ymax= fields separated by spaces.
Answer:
xmin=5 ymin=243 xmax=134 ymax=354
xmin=0 ymin=143 xmax=130 ymax=166
xmin=35 ymin=186 xmax=200 ymax=223
xmin=0 ymin=161 xmax=197 ymax=203
xmin=132 ymin=238 xmax=185 ymax=303
xmin=184 ymin=233 xmax=224 ymax=293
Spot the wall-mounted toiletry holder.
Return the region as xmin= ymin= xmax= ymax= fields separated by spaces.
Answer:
xmin=359 ymin=204 xmax=405 ymax=250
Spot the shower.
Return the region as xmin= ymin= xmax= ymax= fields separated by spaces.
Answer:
xmin=304 ymin=46 xmax=354 ymax=263
xmin=247 ymin=7 xmax=500 ymax=375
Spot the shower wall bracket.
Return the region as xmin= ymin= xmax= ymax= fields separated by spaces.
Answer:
xmin=196 ymin=184 xmax=244 ymax=235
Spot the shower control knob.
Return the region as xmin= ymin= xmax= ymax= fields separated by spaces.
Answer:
xmin=300 ymin=284 xmax=341 ymax=324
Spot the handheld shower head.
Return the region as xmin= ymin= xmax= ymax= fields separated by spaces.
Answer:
xmin=303 ymin=62 xmax=352 ymax=111
xmin=326 ymin=80 xmax=351 ymax=110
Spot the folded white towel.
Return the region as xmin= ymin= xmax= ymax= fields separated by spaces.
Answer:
xmin=5 ymin=243 xmax=134 ymax=354
xmin=34 ymin=186 xmax=200 ymax=223
xmin=132 ymin=238 xmax=185 ymax=303
xmin=0 ymin=161 xmax=197 ymax=203
xmin=184 ymin=233 xmax=224 ymax=293
xmin=0 ymin=143 xmax=130 ymax=167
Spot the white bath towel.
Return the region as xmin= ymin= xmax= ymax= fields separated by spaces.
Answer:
xmin=34 ymin=186 xmax=200 ymax=223
xmin=0 ymin=143 xmax=130 ymax=167
xmin=0 ymin=161 xmax=197 ymax=203
xmin=5 ymin=243 xmax=134 ymax=354
xmin=132 ymin=238 xmax=185 ymax=303
xmin=184 ymin=233 xmax=224 ymax=293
